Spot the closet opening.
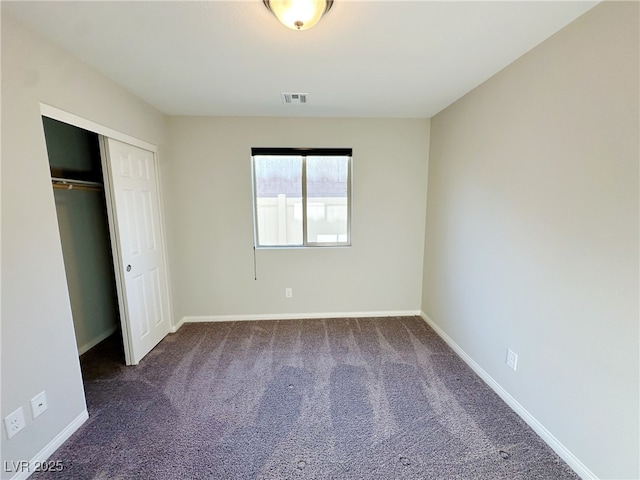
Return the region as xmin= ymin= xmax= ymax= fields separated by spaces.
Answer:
xmin=43 ymin=116 xmax=125 ymax=379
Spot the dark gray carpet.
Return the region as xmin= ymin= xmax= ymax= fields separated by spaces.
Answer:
xmin=33 ymin=316 xmax=578 ymax=479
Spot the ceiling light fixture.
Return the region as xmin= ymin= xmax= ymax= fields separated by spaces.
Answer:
xmin=263 ymin=0 xmax=333 ymax=31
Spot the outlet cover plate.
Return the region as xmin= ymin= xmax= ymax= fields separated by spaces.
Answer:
xmin=4 ymin=407 xmax=26 ymax=439
xmin=506 ymin=349 xmax=518 ymax=371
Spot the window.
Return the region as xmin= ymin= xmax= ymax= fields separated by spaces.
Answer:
xmin=252 ymin=148 xmax=352 ymax=247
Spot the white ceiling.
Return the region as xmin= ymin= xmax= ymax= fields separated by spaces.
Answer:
xmin=3 ymin=1 xmax=599 ymax=118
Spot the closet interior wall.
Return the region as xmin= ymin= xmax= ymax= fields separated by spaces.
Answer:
xmin=43 ymin=116 xmax=121 ymax=355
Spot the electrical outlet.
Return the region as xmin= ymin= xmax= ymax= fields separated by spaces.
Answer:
xmin=4 ymin=407 xmax=26 ymax=439
xmin=285 ymin=287 xmax=293 ymax=298
xmin=31 ymin=391 xmax=48 ymax=419
xmin=506 ymin=349 xmax=518 ymax=371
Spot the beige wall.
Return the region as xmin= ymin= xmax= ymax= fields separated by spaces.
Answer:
xmin=54 ymin=188 xmax=119 ymax=355
xmin=164 ymin=117 xmax=430 ymax=320
xmin=422 ymin=2 xmax=639 ymax=478
xmin=1 ymin=13 xmax=166 ymax=471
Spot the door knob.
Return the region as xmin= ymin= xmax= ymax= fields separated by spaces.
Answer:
xmin=126 ymin=265 xmax=132 ymax=272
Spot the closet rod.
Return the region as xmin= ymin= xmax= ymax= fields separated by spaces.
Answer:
xmin=51 ymin=176 xmax=102 ymax=187
xmin=51 ymin=177 xmax=103 ymax=191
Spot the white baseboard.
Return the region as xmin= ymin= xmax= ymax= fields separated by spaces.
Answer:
xmin=9 ymin=410 xmax=89 ymax=480
xmin=77 ymin=325 xmax=118 ymax=356
xmin=170 ymin=317 xmax=186 ymax=333
xmin=181 ymin=310 xmax=421 ymax=325
xmin=419 ymin=312 xmax=597 ymax=480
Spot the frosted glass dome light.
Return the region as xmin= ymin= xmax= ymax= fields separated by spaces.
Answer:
xmin=263 ymin=0 xmax=334 ymax=31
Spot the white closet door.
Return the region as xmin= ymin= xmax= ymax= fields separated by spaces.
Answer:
xmin=102 ymin=138 xmax=171 ymax=365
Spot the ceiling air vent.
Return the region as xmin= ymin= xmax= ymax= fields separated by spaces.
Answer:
xmin=281 ymin=92 xmax=308 ymax=105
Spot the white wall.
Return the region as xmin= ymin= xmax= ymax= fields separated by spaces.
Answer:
xmin=1 ymin=13 xmax=166 ymax=474
xmin=164 ymin=117 xmax=430 ymax=321
xmin=422 ymin=2 xmax=639 ymax=479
